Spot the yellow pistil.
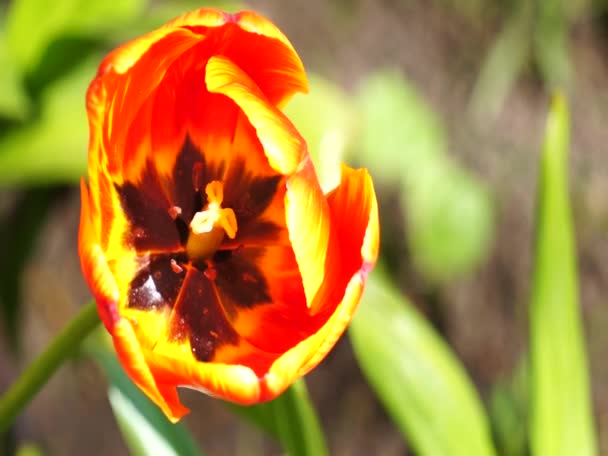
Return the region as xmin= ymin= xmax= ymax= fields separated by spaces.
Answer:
xmin=186 ymin=181 xmax=237 ymax=261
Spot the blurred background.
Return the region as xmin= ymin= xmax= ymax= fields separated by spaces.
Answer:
xmin=0 ymin=0 xmax=607 ymax=454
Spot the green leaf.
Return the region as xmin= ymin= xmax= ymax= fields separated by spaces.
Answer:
xmin=0 ymin=58 xmax=95 ymax=186
xmin=350 ymin=271 xmax=497 ymax=456
xmin=355 ymin=70 xmax=446 ymax=184
xmin=529 ymin=94 xmax=597 ymax=456
xmin=406 ymin=162 xmax=494 ymax=282
xmin=0 ymin=34 xmax=30 ymax=120
xmin=284 ymin=74 xmax=354 ymax=192
xmin=228 ymin=379 xmax=328 ymax=456
xmin=15 ymin=443 xmax=44 ymax=456
xmin=469 ymin=0 xmax=533 ymax=120
xmin=534 ymin=0 xmax=571 ymax=88
xmin=5 ymin=0 xmax=146 ymax=73
xmin=355 ymin=69 xmax=493 ymax=281
xmin=89 ymin=346 xmax=203 ymax=456
xmin=487 ymin=360 xmax=529 ymax=456
xmin=225 ymin=400 xmax=279 ymax=442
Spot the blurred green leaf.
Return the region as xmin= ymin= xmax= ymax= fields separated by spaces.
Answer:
xmin=356 ymin=69 xmax=493 ymax=281
xmin=350 ymin=271 xmax=497 ymax=456
xmin=89 ymin=346 xmax=203 ymax=456
xmin=0 ymin=58 xmax=95 ymax=186
xmin=488 ymin=360 xmax=529 ymax=456
xmin=226 ymin=400 xmax=279 ymax=441
xmin=406 ymin=162 xmax=494 ymax=281
xmin=529 ymin=94 xmax=596 ymax=456
xmin=469 ymin=0 xmax=532 ymax=121
xmin=269 ymin=380 xmax=327 ymax=456
xmin=0 ymin=34 xmax=30 ymax=120
xmin=5 ymin=0 xmax=146 ymax=73
xmin=15 ymin=443 xmax=44 ymax=456
xmin=534 ymin=0 xmax=571 ymax=88
xmin=356 ymin=70 xmax=446 ymax=184
xmin=285 ymin=74 xmax=354 ymax=192
xmin=228 ymin=379 xmax=328 ymax=456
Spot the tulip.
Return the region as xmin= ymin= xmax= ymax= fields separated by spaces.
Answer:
xmin=79 ymin=8 xmax=379 ymax=422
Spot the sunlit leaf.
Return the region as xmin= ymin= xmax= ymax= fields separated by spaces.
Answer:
xmin=0 ymin=34 xmax=30 ymax=120
xmin=89 ymin=346 xmax=203 ymax=456
xmin=5 ymin=0 xmax=146 ymax=72
xmin=355 ymin=70 xmax=446 ymax=184
xmin=0 ymin=59 xmax=95 ymax=186
xmin=350 ymin=271 xmax=497 ymax=456
xmin=228 ymin=379 xmax=328 ymax=456
xmin=356 ymin=69 xmax=493 ymax=281
xmin=406 ymin=162 xmax=494 ymax=281
xmin=529 ymin=94 xmax=596 ymax=456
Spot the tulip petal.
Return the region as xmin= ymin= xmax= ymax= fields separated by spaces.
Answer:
xmin=78 ymin=179 xmax=121 ymax=331
xmin=170 ymin=10 xmax=308 ymax=105
xmin=80 ymin=8 xmax=379 ymax=419
xmin=145 ymin=350 xmax=263 ymax=405
xmin=262 ymin=166 xmax=379 ymax=398
xmin=205 ymin=55 xmax=306 ymax=175
xmin=326 ymin=165 xmax=379 ymax=271
xmin=112 ymin=319 xmax=189 ymax=422
xmin=206 ymin=56 xmax=331 ymax=306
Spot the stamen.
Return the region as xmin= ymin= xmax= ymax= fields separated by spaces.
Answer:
xmin=186 ymin=181 xmax=238 ymax=261
xmin=168 ymin=205 xmax=182 ymax=220
xmin=190 ymin=181 xmax=237 ymax=239
xmin=170 ymin=259 xmax=183 ymax=274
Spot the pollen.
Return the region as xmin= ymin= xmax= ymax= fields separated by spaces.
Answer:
xmin=186 ymin=181 xmax=238 ymax=260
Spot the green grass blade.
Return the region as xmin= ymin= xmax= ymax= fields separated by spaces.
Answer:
xmin=228 ymin=379 xmax=328 ymax=456
xmin=89 ymin=347 xmax=203 ymax=456
xmin=350 ymin=271 xmax=496 ymax=456
xmin=529 ymin=94 xmax=597 ymax=456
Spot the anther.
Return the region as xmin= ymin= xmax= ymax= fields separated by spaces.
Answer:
xmin=186 ymin=181 xmax=238 ymax=261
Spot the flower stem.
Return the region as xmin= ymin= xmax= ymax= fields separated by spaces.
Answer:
xmin=0 ymin=301 xmax=100 ymax=432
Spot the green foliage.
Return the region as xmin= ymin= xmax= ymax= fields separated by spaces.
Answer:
xmin=0 ymin=35 xmax=30 ymax=120
xmin=487 ymin=361 xmax=529 ymax=456
xmin=356 ymin=70 xmax=494 ymax=282
xmin=228 ymin=380 xmax=328 ymax=456
xmin=0 ymin=59 xmax=93 ymax=185
xmin=356 ymin=70 xmax=446 ymax=185
xmin=0 ymin=1 xmax=602 ymax=455
xmin=470 ymin=0 xmax=575 ymax=120
xmin=15 ymin=443 xmax=44 ymax=456
xmin=350 ymin=271 xmax=497 ymax=456
xmin=89 ymin=346 xmax=204 ymax=456
xmin=469 ymin=0 xmax=533 ymax=120
xmin=529 ymin=94 xmax=597 ymax=456
xmin=5 ymin=0 xmax=146 ymax=73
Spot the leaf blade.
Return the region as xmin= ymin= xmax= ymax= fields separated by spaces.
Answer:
xmin=350 ymin=272 xmax=497 ymax=456
xmin=228 ymin=379 xmax=328 ymax=456
xmin=529 ymin=93 xmax=597 ymax=456
xmin=89 ymin=347 xmax=203 ymax=456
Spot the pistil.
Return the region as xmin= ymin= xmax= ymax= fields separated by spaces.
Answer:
xmin=186 ymin=181 xmax=237 ymax=261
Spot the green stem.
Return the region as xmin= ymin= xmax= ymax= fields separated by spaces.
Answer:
xmin=0 ymin=301 xmax=100 ymax=432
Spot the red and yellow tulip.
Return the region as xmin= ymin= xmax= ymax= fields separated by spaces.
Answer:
xmin=79 ymin=8 xmax=378 ymax=422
